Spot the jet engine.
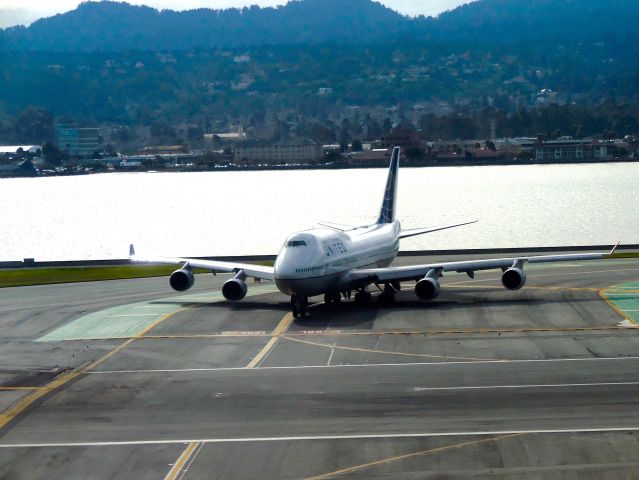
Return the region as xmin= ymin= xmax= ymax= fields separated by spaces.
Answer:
xmin=415 ymin=276 xmax=441 ymax=301
xmin=501 ymin=268 xmax=526 ymax=290
xmin=169 ymin=268 xmax=195 ymax=292
xmin=222 ymin=270 xmax=248 ymax=301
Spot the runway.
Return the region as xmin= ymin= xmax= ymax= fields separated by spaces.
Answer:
xmin=1 ymin=253 xmax=639 ymax=478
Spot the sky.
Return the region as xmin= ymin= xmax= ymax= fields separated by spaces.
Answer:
xmin=0 ymin=0 xmax=471 ymax=28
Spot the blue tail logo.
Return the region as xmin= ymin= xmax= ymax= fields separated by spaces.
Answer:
xmin=376 ymin=147 xmax=400 ymax=224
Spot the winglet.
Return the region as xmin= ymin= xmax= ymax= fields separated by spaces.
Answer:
xmin=129 ymin=244 xmax=136 ymax=257
xmin=609 ymin=241 xmax=621 ymax=256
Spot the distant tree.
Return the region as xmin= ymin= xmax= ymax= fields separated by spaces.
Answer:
xmin=13 ymin=107 xmax=54 ymax=144
xmin=382 ymin=118 xmax=393 ymax=134
xmin=104 ymin=144 xmax=117 ymax=157
xmin=367 ymin=118 xmax=382 ymax=139
xmin=405 ymin=147 xmax=423 ymax=161
xmin=324 ymin=150 xmax=343 ymax=163
xmin=111 ymin=126 xmax=134 ymax=143
xmin=338 ymin=128 xmax=351 ymax=147
xmin=485 ymin=139 xmax=496 ymax=151
xmin=42 ymin=142 xmax=68 ymax=166
xmin=150 ymin=122 xmax=177 ymax=144
xmin=351 ymin=139 xmax=363 ymax=151
xmin=186 ymin=125 xmax=204 ymax=142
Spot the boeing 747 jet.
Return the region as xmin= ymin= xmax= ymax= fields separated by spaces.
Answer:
xmin=131 ymin=147 xmax=618 ymax=317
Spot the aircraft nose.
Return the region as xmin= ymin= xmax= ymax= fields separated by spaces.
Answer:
xmin=274 ymin=257 xmax=294 ymax=279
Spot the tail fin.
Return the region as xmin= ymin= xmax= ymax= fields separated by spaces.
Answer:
xmin=376 ymin=146 xmax=400 ymax=224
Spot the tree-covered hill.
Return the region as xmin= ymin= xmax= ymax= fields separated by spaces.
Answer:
xmin=1 ymin=0 xmax=638 ymax=52
xmin=424 ymin=0 xmax=639 ymax=43
xmin=1 ymin=0 xmax=639 ymax=143
xmin=0 ymin=0 xmax=409 ymax=51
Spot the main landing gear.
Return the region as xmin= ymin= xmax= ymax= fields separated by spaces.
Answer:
xmin=378 ymin=282 xmax=400 ymax=305
xmin=291 ymin=294 xmax=308 ymax=318
xmin=324 ymin=292 xmax=342 ymax=304
xmin=354 ymin=289 xmax=372 ymax=305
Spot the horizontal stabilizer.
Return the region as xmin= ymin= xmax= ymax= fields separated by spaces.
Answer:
xmin=318 ymin=221 xmax=355 ymax=231
xmin=399 ymin=220 xmax=478 ymax=239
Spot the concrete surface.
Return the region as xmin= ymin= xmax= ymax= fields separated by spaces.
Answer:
xmin=1 ymin=253 xmax=639 ymax=479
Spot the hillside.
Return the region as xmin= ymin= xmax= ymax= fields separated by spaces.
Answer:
xmin=1 ymin=0 xmax=639 ymax=143
xmin=0 ymin=0 xmax=408 ymax=51
xmin=1 ymin=0 xmax=638 ymax=52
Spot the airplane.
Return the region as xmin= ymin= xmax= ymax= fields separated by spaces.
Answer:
xmin=130 ymin=146 xmax=619 ymax=318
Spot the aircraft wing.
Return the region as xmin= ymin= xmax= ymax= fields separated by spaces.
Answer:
xmin=348 ymin=244 xmax=620 ymax=284
xmin=129 ymin=245 xmax=274 ymax=281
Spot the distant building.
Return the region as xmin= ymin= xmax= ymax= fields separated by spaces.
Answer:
xmin=234 ymin=140 xmax=322 ymax=164
xmin=380 ymin=128 xmax=422 ymax=148
xmin=436 ymin=149 xmax=506 ymax=162
xmin=534 ymin=139 xmax=611 ymax=162
xmin=0 ymin=145 xmax=41 ymax=155
xmin=432 ymin=140 xmax=487 ymax=154
xmin=494 ymin=138 xmax=537 ymax=155
xmin=55 ymin=124 xmax=100 ymax=158
xmin=139 ymin=145 xmax=186 ymax=155
xmin=348 ymin=149 xmax=392 ymax=167
xmin=204 ymin=128 xmax=247 ymax=150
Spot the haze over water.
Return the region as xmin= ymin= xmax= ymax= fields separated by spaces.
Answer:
xmin=1 ymin=163 xmax=638 ymax=261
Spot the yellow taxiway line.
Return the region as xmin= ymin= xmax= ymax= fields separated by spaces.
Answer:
xmin=305 ymin=433 xmax=523 ymax=479
xmin=246 ymin=312 xmax=295 ymax=368
xmin=164 ymin=441 xmax=201 ymax=480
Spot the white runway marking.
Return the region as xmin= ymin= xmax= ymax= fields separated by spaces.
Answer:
xmin=413 ymin=381 xmax=639 ymax=392
xmin=3 ymin=427 xmax=639 ymax=448
xmin=86 ymin=355 xmax=639 ymax=374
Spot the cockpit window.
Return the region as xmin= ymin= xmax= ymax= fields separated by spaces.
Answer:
xmin=286 ymin=240 xmax=308 ymax=247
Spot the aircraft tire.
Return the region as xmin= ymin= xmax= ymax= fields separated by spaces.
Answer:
xmin=379 ymin=292 xmax=395 ymax=305
xmin=354 ymin=291 xmax=372 ymax=305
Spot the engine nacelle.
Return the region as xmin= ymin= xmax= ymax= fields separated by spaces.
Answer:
xmin=415 ymin=277 xmax=441 ymax=301
xmin=222 ymin=278 xmax=248 ymax=301
xmin=502 ymin=268 xmax=526 ymax=290
xmin=169 ymin=269 xmax=195 ymax=292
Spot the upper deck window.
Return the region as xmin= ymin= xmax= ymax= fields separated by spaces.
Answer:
xmin=286 ymin=240 xmax=308 ymax=247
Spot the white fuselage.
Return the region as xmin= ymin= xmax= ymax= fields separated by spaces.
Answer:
xmin=273 ymin=221 xmax=401 ymax=296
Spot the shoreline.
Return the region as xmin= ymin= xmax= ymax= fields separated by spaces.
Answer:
xmin=2 ymin=157 xmax=638 ymax=179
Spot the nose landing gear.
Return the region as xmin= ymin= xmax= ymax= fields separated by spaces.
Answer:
xmin=290 ymin=294 xmax=308 ymax=318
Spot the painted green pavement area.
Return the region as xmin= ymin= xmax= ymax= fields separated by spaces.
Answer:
xmin=602 ymin=281 xmax=639 ymax=326
xmin=37 ymin=284 xmax=278 ymax=342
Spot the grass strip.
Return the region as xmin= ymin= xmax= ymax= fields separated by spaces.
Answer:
xmin=609 ymin=252 xmax=639 ymax=259
xmin=0 ymin=260 xmax=274 ymax=288
xmin=0 ymin=265 xmax=209 ymax=288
